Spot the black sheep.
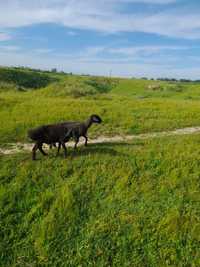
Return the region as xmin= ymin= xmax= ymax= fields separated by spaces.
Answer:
xmin=28 ymin=114 xmax=102 ymax=160
xmin=57 ymin=114 xmax=102 ymax=153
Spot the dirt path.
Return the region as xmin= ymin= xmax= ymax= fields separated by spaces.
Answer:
xmin=1 ymin=126 xmax=200 ymax=155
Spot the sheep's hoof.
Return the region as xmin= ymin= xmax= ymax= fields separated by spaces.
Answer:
xmin=72 ymin=151 xmax=77 ymax=157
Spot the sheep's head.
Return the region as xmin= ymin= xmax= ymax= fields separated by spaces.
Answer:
xmin=90 ymin=114 xmax=102 ymax=124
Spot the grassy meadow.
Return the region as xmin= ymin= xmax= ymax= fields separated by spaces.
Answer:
xmin=1 ymin=68 xmax=200 ymax=145
xmin=1 ymin=135 xmax=200 ymax=266
xmin=0 ymin=67 xmax=200 ymax=266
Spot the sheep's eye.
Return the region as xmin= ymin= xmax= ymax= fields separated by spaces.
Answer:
xmin=93 ymin=117 xmax=99 ymax=122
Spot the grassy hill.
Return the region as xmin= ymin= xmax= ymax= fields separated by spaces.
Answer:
xmin=0 ymin=67 xmax=200 ymax=266
xmin=1 ymin=67 xmax=200 ymax=145
xmin=0 ymin=67 xmax=58 ymax=90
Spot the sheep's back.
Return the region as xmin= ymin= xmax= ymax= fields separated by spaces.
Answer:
xmin=28 ymin=121 xmax=84 ymax=143
xmin=28 ymin=125 xmax=51 ymax=141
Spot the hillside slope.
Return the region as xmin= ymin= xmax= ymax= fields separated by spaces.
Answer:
xmin=1 ymin=67 xmax=200 ymax=145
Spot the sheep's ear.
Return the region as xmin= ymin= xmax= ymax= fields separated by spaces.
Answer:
xmin=94 ymin=116 xmax=102 ymax=123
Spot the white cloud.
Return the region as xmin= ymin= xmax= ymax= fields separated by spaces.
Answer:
xmin=116 ymin=0 xmax=176 ymax=3
xmin=0 ymin=45 xmax=20 ymax=51
xmin=0 ymin=43 xmax=198 ymax=79
xmin=67 ymin=31 xmax=77 ymax=36
xmin=0 ymin=32 xmax=12 ymax=41
xmin=127 ymin=0 xmax=175 ymax=2
xmin=108 ymin=45 xmax=189 ymax=56
xmin=1 ymin=1 xmax=199 ymax=79
xmin=34 ymin=48 xmax=54 ymax=54
xmin=0 ymin=1 xmax=199 ymax=39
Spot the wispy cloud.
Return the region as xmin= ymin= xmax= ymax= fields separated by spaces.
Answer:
xmin=117 ymin=0 xmax=176 ymax=3
xmin=0 ymin=0 xmax=199 ymax=79
xmin=0 ymin=47 xmax=199 ymax=79
xmin=0 ymin=32 xmax=12 ymax=41
xmin=0 ymin=45 xmax=20 ymax=51
xmin=108 ymin=45 xmax=189 ymax=56
xmin=0 ymin=1 xmax=199 ymax=39
xmin=34 ymin=48 xmax=54 ymax=54
xmin=66 ymin=31 xmax=78 ymax=36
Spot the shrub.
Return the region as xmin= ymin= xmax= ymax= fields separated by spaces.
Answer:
xmin=146 ymin=83 xmax=184 ymax=93
xmin=0 ymin=81 xmax=17 ymax=91
xmin=67 ymin=85 xmax=97 ymax=98
xmin=0 ymin=67 xmax=56 ymax=89
xmin=85 ymin=77 xmax=118 ymax=93
xmin=43 ymin=79 xmax=97 ymax=98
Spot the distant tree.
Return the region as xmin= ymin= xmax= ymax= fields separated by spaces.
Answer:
xmin=157 ymin=77 xmax=178 ymax=82
xmin=180 ymin=79 xmax=191 ymax=83
xmin=51 ymin=68 xmax=57 ymax=73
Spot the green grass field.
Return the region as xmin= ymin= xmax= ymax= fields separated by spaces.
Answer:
xmin=0 ymin=67 xmax=200 ymax=266
xmin=1 ymin=135 xmax=200 ymax=266
xmin=1 ymin=68 xmax=200 ymax=145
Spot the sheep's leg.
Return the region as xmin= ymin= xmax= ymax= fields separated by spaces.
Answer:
xmin=61 ymin=142 xmax=67 ymax=158
xmin=74 ymin=137 xmax=79 ymax=150
xmin=32 ymin=143 xmax=39 ymax=160
xmin=38 ymin=143 xmax=48 ymax=156
xmin=56 ymin=142 xmax=61 ymax=156
xmin=84 ymin=135 xmax=88 ymax=146
xmin=50 ymin=143 xmax=57 ymax=149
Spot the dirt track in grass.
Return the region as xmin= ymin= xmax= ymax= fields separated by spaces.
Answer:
xmin=1 ymin=126 xmax=200 ymax=156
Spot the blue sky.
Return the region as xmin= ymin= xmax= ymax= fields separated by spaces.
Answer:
xmin=0 ymin=0 xmax=200 ymax=78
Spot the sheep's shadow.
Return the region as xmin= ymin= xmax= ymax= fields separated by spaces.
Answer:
xmin=54 ymin=145 xmax=119 ymax=158
xmin=88 ymin=141 xmax=145 ymax=148
xmin=51 ymin=141 xmax=142 ymax=159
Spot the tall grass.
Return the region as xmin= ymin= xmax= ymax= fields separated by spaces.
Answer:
xmin=1 ymin=67 xmax=200 ymax=266
xmin=1 ymin=74 xmax=200 ymax=145
xmin=0 ymin=135 xmax=200 ymax=266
